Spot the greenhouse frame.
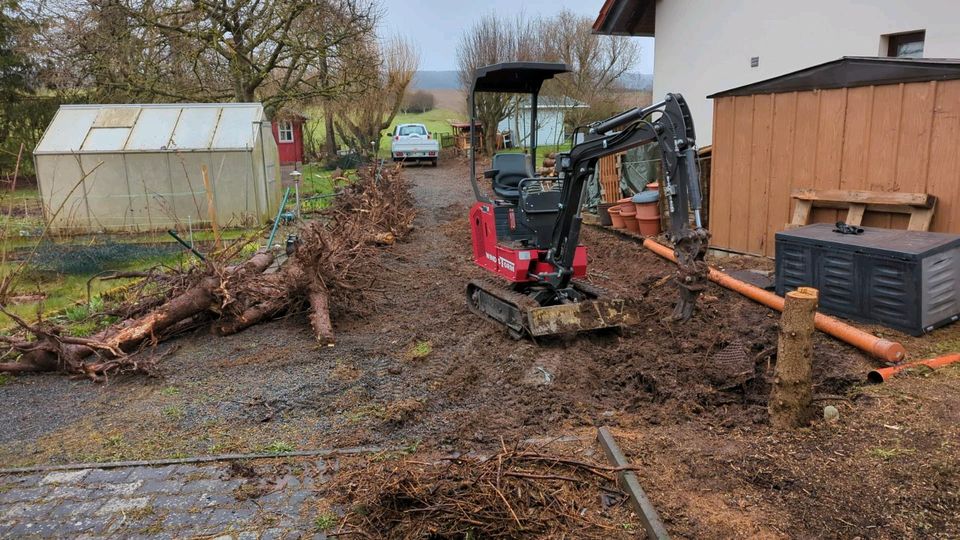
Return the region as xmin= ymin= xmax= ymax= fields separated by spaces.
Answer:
xmin=33 ymin=103 xmax=283 ymax=233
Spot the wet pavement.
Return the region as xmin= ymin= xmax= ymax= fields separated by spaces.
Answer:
xmin=0 ymin=459 xmax=333 ymax=539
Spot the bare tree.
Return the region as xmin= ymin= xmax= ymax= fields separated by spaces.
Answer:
xmin=456 ymin=13 xmax=540 ymax=156
xmin=32 ymin=0 xmax=380 ymax=115
xmin=333 ymin=37 xmax=418 ymax=159
xmin=539 ymin=10 xmax=639 ymax=129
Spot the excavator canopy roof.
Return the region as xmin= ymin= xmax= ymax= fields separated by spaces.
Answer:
xmin=471 ymin=62 xmax=570 ymax=94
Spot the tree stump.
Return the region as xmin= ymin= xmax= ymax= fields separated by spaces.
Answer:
xmin=769 ymin=287 xmax=818 ymax=428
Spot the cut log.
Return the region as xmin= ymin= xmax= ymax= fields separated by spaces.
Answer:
xmin=769 ymin=287 xmax=818 ymax=429
xmin=308 ymin=282 xmax=335 ymax=346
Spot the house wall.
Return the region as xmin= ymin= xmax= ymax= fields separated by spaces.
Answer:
xmin=653 ymin=0 xmax=960 ymax=145
xmin=709 ymin=79 xmax=960 ymax=256
xmin=498 ymin=109 xmax=567 ymax=148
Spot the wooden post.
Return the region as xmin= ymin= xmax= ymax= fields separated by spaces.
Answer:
xmin=769 ymin=286 xmax=818 ymax=428
xmin=10 ymin=143 xmax=23 ymax=192
xmin=200 ymin=165 xmax=222 ymax=250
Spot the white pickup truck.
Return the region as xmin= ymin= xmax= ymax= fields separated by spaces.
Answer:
xmin=390 ymin=123 xmax=439 ymax=166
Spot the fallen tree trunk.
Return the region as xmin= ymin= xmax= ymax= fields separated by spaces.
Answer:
xmin=0 ymin=165 xmax=414 ymax=381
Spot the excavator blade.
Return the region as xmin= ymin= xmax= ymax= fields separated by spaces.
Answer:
xmin=526 ymin=296 xmax=627 ymax=337
xmin=467 ymin=279 xmax=628 ymax=339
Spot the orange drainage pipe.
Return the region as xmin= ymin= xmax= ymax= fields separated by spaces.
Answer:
xmin=868 ymin=353 xmax=960 ymax=383
xmin=641 ymin=238 xmax=907 ymax=363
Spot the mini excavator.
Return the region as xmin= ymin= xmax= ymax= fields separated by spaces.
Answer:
xmin=466 ymin=62 xmax=710 ymax=338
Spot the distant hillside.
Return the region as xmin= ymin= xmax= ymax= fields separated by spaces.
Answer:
xmin=411 ymin=71 xmax=461 ymax=90
xmin=618 ymin=73 xmax=653 ymax=91
xmin=411 ymin=70 xmax=653 ymax=91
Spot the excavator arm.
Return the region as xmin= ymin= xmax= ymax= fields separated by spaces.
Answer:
xmin=546 ymin=94 xmax=710 ymax=320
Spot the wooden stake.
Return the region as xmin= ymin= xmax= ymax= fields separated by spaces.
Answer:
xmin=769 ymin=286 xmax=818 ymax=429
xmin=10 ymin=143 xmax=24 ymax=192
xmin=200 ymin=165 xmax=222 ymax=250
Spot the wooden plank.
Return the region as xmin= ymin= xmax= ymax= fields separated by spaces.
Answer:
xmin=927 ymin=80 xmax=960 ymax=232
xmin=840 ymin=86 xmax=873 ymax=193
xmin=791 ymin=189 xmax=934 ymax=207
xmin=791 ymin=91 xmax=821 ymax=228
xmin=709 ymin=97 xmax=737 ymax=248
xmin=892 ymin=81 xmax=937 ymax=229
xmin=729 ymin=95 xmax=755 ymax=252
xmin=597 ymin=427 xmax=670 ymax=540
xmin=844 ymin=203 xmax=866 ymax=225
xmin=766 ymin=92 xmax=799 ymax=255
xmin=813 ymin=88 xmax=847 ymax=224
xmin=790 ymin=199 xmax=813 ymax=227
xmin=748 ymin=93 xmax=774 ymax=254
xmin=801 ymin=201 xmax=920 ymax=214
xmin=865 ymin=84 xmax=904 ymax=227
xmin=907 ymin=201 xmax=936 ymax=231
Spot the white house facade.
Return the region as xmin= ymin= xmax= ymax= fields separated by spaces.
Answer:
xmin=595 ymin=0 xmax=960 ymax=145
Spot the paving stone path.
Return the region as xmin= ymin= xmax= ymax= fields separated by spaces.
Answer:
xmin=0 ymin=460 xmax=334 ymax=539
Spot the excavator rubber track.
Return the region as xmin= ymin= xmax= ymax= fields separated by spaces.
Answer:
xmin=466 ymin=278 xmax=628 ymax=339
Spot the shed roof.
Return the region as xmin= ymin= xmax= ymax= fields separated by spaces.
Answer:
xmin=471 ymin=62 xmax=570 ymax=94
xmin=35 ymin=103 xmax=266 ymax=155
xmin=709 ymin=56 xmax=960 ymax=98
xmin=592 ymin=0 xmax=656 ymax=36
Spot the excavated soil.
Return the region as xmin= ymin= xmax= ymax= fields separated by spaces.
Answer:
xmin=1 ymin=159 xmax=958 ymax=538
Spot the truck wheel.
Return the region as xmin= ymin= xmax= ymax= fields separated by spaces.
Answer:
xmin=431 ymin=158 xmax=438 ymax=167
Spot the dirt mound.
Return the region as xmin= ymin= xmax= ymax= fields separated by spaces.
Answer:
xmin=427 ymin=217 xmax=864 ymax=441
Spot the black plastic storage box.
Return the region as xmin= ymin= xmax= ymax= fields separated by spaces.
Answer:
xmin=775 ymin=224 xmax=960 ymax=336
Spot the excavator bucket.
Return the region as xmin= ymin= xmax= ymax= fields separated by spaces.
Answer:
xmin=525 ymin=297 xmax=628 ymax=337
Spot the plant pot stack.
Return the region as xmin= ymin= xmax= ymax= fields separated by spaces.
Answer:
xmin=608 ymin=205 xmax=625 ymax=229
xmin=618 ymin=200 xmax=640 ymax=234
xmin=631 ymin=190 xmax=661 ymax=237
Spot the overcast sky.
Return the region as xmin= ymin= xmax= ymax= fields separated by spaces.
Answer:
xmin=380 ymin=0 xmax=655 ymax=72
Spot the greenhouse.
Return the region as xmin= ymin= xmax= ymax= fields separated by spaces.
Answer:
xmin=33 ymin=103 xmax=282 ymax=233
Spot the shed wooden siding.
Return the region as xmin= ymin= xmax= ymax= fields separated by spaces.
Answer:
xmin=709 ymin=79 xmax=960 ymax=256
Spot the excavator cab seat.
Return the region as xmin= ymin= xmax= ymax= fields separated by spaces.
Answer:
xmin=489 ymin=153 xmax=535 ymax=201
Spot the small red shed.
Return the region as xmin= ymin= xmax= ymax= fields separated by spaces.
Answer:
xmin=271 ymin=110 xmax=307 ymax=165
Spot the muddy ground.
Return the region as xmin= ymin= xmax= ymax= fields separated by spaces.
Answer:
xmin=2 ymin=159 xmax=958 ymax=538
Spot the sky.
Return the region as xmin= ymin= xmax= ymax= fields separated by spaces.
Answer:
xmin=380 ymin=0 xmax=655 ymax=73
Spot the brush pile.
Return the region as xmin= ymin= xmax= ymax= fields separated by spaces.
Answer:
xmin=0 ymin=165 xmax=415 ymax=381
xmin=329 ymin=447 xmax=638 ymax=539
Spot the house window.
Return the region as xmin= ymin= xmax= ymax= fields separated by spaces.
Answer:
xmin=277 ymin=121 xmax=294 ymax=143
xmin=886 ymin=31 xmax=925 ymax=58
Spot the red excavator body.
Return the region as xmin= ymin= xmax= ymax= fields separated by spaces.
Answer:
xmin=469 ymin=201 xmax=587 ymax=283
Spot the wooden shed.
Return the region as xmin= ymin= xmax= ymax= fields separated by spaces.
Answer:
xmin=708 ymin=56 xmax=960 ymax=256
xmin=271 ymin=110 xmax=307 ymax=166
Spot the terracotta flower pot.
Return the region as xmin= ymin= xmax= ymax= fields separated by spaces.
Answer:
xmin=609 ymin=207 xmax=626 ymax=229
xmin=617 ymin=203 xmax=637 ymax=218
xmin=634 ymin=202 xmax=660 ymax=220
xmin=623 ymin=214 xmax=640 ymax=234
xmin=637 ymin=216 xmax=661 ymax=237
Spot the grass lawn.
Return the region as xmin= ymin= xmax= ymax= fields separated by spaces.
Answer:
xmin=1 ymin=250 xmax=192 ymax=330
xmin=300 ymin=106 xmax=575 ymax=165
xmin=302 ymin=107 xmax=467 ymax=160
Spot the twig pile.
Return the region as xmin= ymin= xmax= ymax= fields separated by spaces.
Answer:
xmin=330 ymin=448 xmax=636 ymax=539
xmin=0 ymin=164 xmax=415 ymax=381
